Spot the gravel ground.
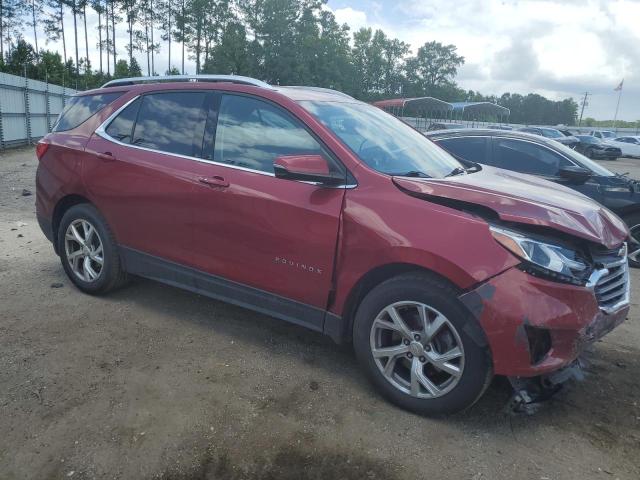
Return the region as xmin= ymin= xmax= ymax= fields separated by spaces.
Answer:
xmin=1 ymin=146 xmax=639 ymax=480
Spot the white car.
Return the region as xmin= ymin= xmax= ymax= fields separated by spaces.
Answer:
xmin=605 ymin=136 xmax=640 ymax=158
xmin=589 ymin=129 xmax=617 ymax=140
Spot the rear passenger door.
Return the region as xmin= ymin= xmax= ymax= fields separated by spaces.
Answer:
xmin=188 ymin=93 xmax=347 ymax=323
xmin=85 ymin=91 xmax=213 ymax=267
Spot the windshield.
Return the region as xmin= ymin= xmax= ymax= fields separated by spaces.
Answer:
xmin=300 ymin=101 xmax=462 ymax=178
xmin=541 ymin=128 xmax=563 ymax=138
xmin=602 ymin=131 xmax=616 ymax=139
xmin=554 ymin=141 xmax=615 ymax=176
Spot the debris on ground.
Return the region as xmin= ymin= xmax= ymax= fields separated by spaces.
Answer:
xmin=21 ymin=189 xmax=32 ymax=196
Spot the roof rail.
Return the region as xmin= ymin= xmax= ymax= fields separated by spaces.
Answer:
xmin=280 ymin=85 xmax=355 ymax=100
xmin=101 ymin=74 xmax=273 ymax=89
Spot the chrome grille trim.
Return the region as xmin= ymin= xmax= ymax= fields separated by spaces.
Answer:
xmin=588 ymin=243 xmax=630 ymax=314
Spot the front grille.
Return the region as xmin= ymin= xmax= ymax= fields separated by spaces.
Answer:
xmin=590 ymin=244 xmax=630 ymax=312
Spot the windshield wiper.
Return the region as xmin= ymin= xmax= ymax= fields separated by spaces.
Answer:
xmin=393 ymin=170 xmax=432 ymax=178
xmin=445 ymin=166 xmax=467 ymax=177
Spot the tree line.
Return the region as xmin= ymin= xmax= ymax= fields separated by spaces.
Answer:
xmin=1 ymin=0 xmax=578 ymax=125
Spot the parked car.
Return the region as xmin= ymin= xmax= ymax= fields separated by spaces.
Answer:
xmin=517 ymin=126 xmax=579 ymax=147
xmin=605 ymin=136 xmax=640 ymax=158
xmin=589 ymin=130 xmax=616 ymax=140
xmin=427 ymin=128 xmax=640 ymax=266
xmin=487 ymin=125 xmax=513 ymax=130
xmin=426 ymin=122 xmax=465 ymax=131
xmin=559 ymin=129 xmax=577 ymax=137
xmin=574 ymin=135 xmax=622 ymax=160
xmin=37 ymin=76 xmax=630 ymax=415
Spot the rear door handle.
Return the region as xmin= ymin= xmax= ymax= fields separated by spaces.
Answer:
xmin=96 ymin=151 xmax=116 ymax=162
xmin=198 ymin=175 xmax=229 ymax=188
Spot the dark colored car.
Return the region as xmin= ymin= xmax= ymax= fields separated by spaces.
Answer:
xmin=574 ymin=135 xmax=622 ymax=160
xmin=517 ymin=126 xmax=579 ymax=147
xmin=426 ymin=122 xmax=465 ymax=131
xmin=427 ymin=128 xmax=640 ymax=265
xmin=36 ymin=75 xmax=630 ymax=415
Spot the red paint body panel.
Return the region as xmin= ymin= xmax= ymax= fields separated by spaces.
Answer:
xmin=461 ymin=267 xmax=629 ymax=377
xmin=83 ymin=134 xmax=198 ymax=267
xmin=35 ymin=81 xmax=631 ymax=381
xmin=185 ymin=160 xmax=344 ymax=308
xmin=394 ymin=165 xmax=629 ymax=249
xmin=330 ymin=172 xmax=520 ymax=315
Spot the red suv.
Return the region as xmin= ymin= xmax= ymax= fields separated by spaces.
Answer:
xmin=36 ymin=75 xmax=630 ymax=414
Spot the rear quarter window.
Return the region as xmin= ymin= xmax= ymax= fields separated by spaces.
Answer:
xmin=53 ymin=92 xmax=124 ymax=132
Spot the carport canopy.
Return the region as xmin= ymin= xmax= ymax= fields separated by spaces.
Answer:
xmin=373 ymin=97 xmax=454 ymax=114
xmin=450 ymin=102 xmax=510 ymax=117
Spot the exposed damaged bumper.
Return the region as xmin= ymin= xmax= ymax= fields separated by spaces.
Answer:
xmin=459 ymin=267 xmax=629 ymax=378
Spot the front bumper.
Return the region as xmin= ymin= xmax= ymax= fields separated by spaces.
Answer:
xmin=459 ymin=267 xmax=629 ymax=377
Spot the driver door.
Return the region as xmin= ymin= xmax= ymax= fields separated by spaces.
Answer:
xmin=188 ymin=93 xmax=347 ymax=323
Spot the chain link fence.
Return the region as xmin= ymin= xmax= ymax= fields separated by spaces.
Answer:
xmin=0 ymin=72 xmax=77 ymax=150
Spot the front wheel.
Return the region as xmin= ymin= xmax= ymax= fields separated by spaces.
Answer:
xmin=353 ymin=273 xmax=493 ymax=415
xmin=623 ymin=212 xmax=640 ymax=268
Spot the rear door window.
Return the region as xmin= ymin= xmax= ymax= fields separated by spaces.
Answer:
xmin=436 ymin=137 xmax=488 ymax=164
xmin=492 ymin=138 xmax=571 ymax=176
xmin=53 ymin=92 xmax=123 ymax=132
xmin=131 ymin=91 xmax=210 ymax=157
xmin=105 ymin=98 xmax=141 ymax=143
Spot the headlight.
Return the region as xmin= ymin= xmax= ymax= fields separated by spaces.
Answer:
xmin=490 ymin=226 xmax=590 ymax=284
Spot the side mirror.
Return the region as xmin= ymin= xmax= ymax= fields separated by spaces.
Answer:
xmin=558 ymin=165 xmax=592 ymax=183
xmin=274 ymin=155 xmax=344 ymax=186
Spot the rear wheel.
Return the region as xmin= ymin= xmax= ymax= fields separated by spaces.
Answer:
xmin=353 ymin=273 xmax=493 ymax=415
xmin=57 ymin=204 xmax=128 ymax=294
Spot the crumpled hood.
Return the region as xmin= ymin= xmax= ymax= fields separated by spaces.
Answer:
xmin=393 ymin=165 xmax=629 ymax=249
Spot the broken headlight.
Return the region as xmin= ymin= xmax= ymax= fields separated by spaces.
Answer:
xmin=490 ymin=226 xmax=589 ymax=285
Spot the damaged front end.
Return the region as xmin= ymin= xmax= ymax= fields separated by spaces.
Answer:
xmin=459 ymin=233 xmax=630 ymax=414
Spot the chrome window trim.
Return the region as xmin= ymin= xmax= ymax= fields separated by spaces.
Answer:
xmin=94 ymin=94 xmax=356 ymax=189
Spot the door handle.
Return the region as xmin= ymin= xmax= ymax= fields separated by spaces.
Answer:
xmin=96 ymin=151 xmax=116 ymax=162
xmin=198 ymin=175 xmax=229 ymax=188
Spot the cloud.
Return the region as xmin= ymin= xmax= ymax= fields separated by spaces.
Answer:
xmin=333 ymin=7 xmax=368 ymax=31
xmin=18 ymin=0 xmax=640 ymax=120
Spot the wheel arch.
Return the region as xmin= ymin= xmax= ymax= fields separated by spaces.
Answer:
xmin=338 ymin=263 xmax=462 ymax=343
xmin=51 ymin=194 xmax=94 ymax=253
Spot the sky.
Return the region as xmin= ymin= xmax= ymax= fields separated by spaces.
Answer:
xmin=18 ymin=0 xmax=640 ymax=121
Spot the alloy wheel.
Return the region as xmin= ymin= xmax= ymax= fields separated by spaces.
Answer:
xmin=370 ymin=301 xmax=465 ymax=399
xmin=64 ymin=219 xmax=104 ymax=282
xmin=628 ymin=224 xmax=640 ymax=267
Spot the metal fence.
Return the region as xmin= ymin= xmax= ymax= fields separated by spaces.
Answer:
xmin=0 ymin=72 xmax=77 ymax=150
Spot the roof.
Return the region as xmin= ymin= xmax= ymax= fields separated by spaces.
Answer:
xmin=450 ymin=102 xmax=510 ymax=116
xmin=372 ymin=97 xmax=454 ymax=112
xmin=423 ymin=128 xmax=560 ymax=146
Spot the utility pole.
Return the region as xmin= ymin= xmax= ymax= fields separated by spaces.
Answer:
xmin=613 ymin=79 xmax=624 ymax=133
xmin=578 ymin=92 xmax=590 ymax=127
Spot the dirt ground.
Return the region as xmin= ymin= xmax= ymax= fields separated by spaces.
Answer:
xmin=1 ymin=146 xmax=639 ymax=480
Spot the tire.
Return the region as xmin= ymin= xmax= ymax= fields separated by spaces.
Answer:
xmin=585 ymin=147 xmax=595 ymax=159
xmin=57 ymin=203 xmax=128 ymax=294
xmin=353 ymin=272 xmax=493 ymax=415
xmin=623 ymin=212 xmax=640 ymax=269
